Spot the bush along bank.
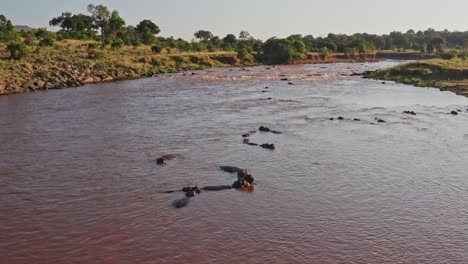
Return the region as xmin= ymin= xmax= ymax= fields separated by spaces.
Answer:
xmin=365 ymin=58 xmax=468 ymax=96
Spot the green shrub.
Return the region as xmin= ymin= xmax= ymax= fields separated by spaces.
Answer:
xmin=261 ymin=38 xmax=293 ymax=64
xmin=111 ymin=38 xmax=124 ymax=50
xmin=344 ymin=47 xmax=359 ymax=57
xmin=151 ymin=44 xmax=163 ymax=53
xmin=171 ymin=55 xmax=185 ymax=64
xmin=261 ymin=38 xmax=307 ymax=64
xmin=39 ymin=35 xmax=56 ymax=47
xmin=87 ymin=43 xmax=98 ymax=49
xmin=23 ymin=32 xmax=37 ymax=46
xmin=439 ymin=50 xmax=458 ymax=60
xmin=207 ymin=44 xmax=216 ymax=52
xmin=7 ymin=42 xmax=30 ymax=60
xmin=237 ymin=48 xmax=254 ymax=63
xmin=319 ymin=47 xmax=331 ymax=60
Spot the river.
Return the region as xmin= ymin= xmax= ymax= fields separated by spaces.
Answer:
xmin=1 ymin=61 xmax=468 ymax=263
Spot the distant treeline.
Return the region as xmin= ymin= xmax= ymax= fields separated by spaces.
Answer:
xmin=1 ymin=4 xmax=468 ymax=64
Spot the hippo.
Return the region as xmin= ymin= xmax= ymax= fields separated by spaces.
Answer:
xmin=242 ymin=133 xmax=250 ymax=138
xmin=173 ymin=197 xmax=190 ymax=208
xmin=156 ymin=157 xmax=168 ymax=164
xmin=329 ymin=118 xmax=334 ymax=120
xmin=337 ymin=116 xmax=344 ymax=120
xmin=219 ymin=166 xmax=245 ymax=173
xmin=202 ymin=185 xmax=232 ymax=191
xmin=156 ymin=154 xmax=177 ymax=165
xmin=182 ymin=186 xmax=200 ymax=197
xmin=375 ymin=118 xmax=386 ymax=123
xmin=232 ymin=170 xmax=255 ymax=190
xmin=243 ymin=139 xmax=250 ymax=143
xmin=288 ymin=82 xmax=295 ymax=85
xmin=237 ymin=171 xmax=255 ymax=184
xmin=232 ymin=179 xmax=252 ymax=189
xmin=451 ymin=111 xmax=458 ymax=115
xmin=260 ymin=143 xmax=276 ymax=150
xmin=353 ymin=118 xmax=361 ymax=121
xmin=259 ymin=126 xmax=282 ymax=134
xmin=280 ymin=78 xmax=289 ymax=81
xmin=403 ymin=111 xmax=416 ymax=115
xmin=245 ymin=142 xmax=259 ymax=146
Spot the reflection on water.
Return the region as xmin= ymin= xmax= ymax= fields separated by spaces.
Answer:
xmin=1 ymin=61 xmax=468 ymax=263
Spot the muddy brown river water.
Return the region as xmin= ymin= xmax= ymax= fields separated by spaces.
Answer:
xmin=1 ymin=61 xmax=468 ymax=263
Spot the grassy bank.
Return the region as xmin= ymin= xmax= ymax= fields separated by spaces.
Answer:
xmin=0 ymin=39 xmax=384 ymax=96
xmin=0 ymin=40 xmax=243 ymax=95
xmin=366 ymin=59 xmax=468 ymax=96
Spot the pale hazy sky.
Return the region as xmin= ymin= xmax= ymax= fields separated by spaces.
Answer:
xmin=1 ymin=0 xmax=468 ymax=40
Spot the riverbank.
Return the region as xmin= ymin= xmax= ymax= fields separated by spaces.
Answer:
xmin=0 ymin=40 xmax=247 ymax=95
xmin=366 ymin=59 xmax=468 ymax=96
xmin=0 ymin=39 xmax=440 ymax=96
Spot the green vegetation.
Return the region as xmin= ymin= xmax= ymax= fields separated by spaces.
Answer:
xmin=0 ymin=15 xmax=19 ymax=41
xmin=0 ymin=39 xmax=240 ymax=95
xmin=368 ymin=59 xmax=468 ymax=95
xmin=1 ymin=3 xmax=468 ymax=95
xmin=6 ymin=42 xmax=29 ymax=60
xmin=261 ymin=38 xmax=307 ymax=64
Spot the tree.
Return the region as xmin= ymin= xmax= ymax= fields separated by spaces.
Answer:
xmin=87 ymin=4 xmax=111 ymax=47
xmin=50 ymin=12 xmax=94 ymax=39
xmin=194 ymin=30 xmax=213 ymax=42
xmin=239 ymin=30 xmax=250 ymax=40
xmin=72 ymin=14 xmax=94 ymax=33
xmin=419 ymin=43 xmax=427 ymax=53
xmin=223 ymin=34 xmax=236 ymax=44
xmin=293 ymin=39 xmax=306 ymax=54
xmin=0 ymin=15 xmax=14 ymax=32
xmin=303 ymin=35 xmax=315 ymax=50
xmin=141 ymin=27 xmax=157 ymax=45
xmin=389 ymin=31 xmax=409 ymax=50
xmin=0 ymin=14 xmax=19 ymax=41
xmin=431 ymin=37 xmax=447 ymax=52
xmin=287 ymin=34 xmax=303 ymax=41
xmin=261 ymin=38 xmax=306 ymax=64
xmin=427 ymin=44 xmax=435 ymax=53
xmin=108 ymin=10 xmax=125 ymax=39
xmin=49 ymin=12 xmax=74 ymax=31
xmin=136 ymin=19 xmax=160 ymax=35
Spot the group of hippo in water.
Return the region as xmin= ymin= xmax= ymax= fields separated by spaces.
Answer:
xmin=158 ymin=125 xmax=282 ymax=208
xmin=242 ymin=126 xmax=281 ymax=150
xmin=162 ymin=166 xmax=256 ymax=208
xmin=328 ymin=108 xmax=465 ymax=125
